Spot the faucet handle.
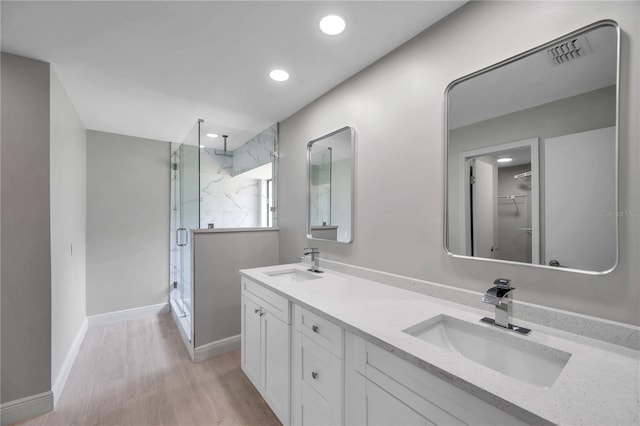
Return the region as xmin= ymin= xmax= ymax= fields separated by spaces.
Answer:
xmin=484 ymin=279 xmax=514 ymax=303
xmin=303 ymin=247 xmax=319 ymax=255
xmin=493 ymin=278 xmax=512 ymax=289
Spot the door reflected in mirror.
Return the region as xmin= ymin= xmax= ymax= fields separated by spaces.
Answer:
xmin=445 ymin=21 xmax=618 ymax=273
xmin=460 ymin=138 xmax=540 ymax=264
xmin=307 ymin=126 xmax=355 ymax=243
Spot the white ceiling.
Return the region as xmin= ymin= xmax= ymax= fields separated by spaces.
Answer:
xmin=1 ymin=1 xmax=465 ymax=144
xmin=312 ymin=127 xmax=352 ymax=162
xmin=485 ymin=147 xmax=531 ymax=168
xmin=198 ymin=121 xmax=258 ymax=150
xmin=448 ymin=24 xmax=617 ymax=129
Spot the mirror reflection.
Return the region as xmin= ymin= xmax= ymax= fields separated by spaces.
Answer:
xmin=445 ymin=22 xmax=618 ymax=273
xmin=307 ymin=126 xmax=355 ymax=243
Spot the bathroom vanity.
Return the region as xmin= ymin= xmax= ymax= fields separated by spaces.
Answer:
xmin=240 ymin=263 xmax=639 ymax=426
xmin=240 ymin=16 xmax=638 ymax=426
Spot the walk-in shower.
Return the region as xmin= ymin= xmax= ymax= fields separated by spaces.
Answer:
xmin=169 ymin=119 xmax=278 ymax=339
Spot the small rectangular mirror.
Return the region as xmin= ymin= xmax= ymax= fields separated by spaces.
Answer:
xmin=307 ymin=126 xmax=355 ymax=243
xmin=445 ymin=21 xmax=619 ymax=274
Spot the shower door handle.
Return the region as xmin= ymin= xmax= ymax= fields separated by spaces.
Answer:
xmin=176 ymin=228 xmax=188 ymax=247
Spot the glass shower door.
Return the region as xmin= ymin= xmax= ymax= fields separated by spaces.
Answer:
xmin=177 ymin=141 xmax=199 ymax=328
xmin=170 ymin=144 xmax=182 ymax=316
xmin=170 ymin=122 xmax=200 ymax=336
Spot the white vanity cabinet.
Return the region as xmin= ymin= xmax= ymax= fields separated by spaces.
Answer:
xmin=345 ymin=333 xmax=528 ymax=426
xmin=240 ymin=277 xmax=291 ymax=425
xmin=291 ymin=304 xmax=345 ymax=426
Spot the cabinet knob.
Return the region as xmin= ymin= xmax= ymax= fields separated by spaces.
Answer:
xmin=312 ymin=325 xmax=319 ymax=333
xmin=260 ymin=312 xmax=265 ymax=317
xmin=311 ymin=371 xmax=318 ymax=380
xmin=254 ymin=308 xmax=260 ymax=314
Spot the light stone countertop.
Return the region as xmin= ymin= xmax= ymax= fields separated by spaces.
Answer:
xmin=239 ymin=263 xmax=640 ymax=426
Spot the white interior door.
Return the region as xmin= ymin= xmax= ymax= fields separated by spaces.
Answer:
xmin=471 ymin=158 xmax=497 ymax=258
xmin=544 ymin=126 xmax=616 ymax=271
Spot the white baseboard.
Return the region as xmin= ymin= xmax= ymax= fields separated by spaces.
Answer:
xmin=194 ymin=335 xmax=241 ymax=362
xmin=52 ymin=317 xmax=88 ymax=407
xmin=87 ymin=302 xmax=169 ymax=327
xmin=0 ymin=391 xmax=53 ymax=426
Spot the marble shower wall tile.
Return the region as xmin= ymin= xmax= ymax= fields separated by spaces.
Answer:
xmin=311 ymin=183 xmax=331 ymax=225
xmin=200 ymin=148 xmax=261 ymax=228
xmin=310 ymin=148 xmax=332 ymax=226
xmin=232 ymin=125 xmax=276 ymax=176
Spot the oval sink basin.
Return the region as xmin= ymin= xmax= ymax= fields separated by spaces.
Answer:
xmin=265 ymin=269 xmax=323 ymax=284
xmin=403 ymin=314 xmax=571 ymax=388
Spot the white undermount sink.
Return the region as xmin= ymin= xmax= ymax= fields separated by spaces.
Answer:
xmin=265 ymin=268 xmax=323 ymax=284
xmin=403 ymin=314 xmax=571 ymax=388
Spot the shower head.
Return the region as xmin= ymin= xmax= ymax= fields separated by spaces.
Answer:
xmin=214 ymin=134 xmax=234 ymax=157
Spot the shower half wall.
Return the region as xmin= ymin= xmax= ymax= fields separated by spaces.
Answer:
xmin=169 ymin=120 xmax=279 ymax=360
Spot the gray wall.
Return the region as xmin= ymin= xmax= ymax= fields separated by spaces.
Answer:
xmin=1 ymin=53 xmax=52 ymax=403
xmin=86 ymin=131 xmax=169 ymax=315
xmin=277 ymin=2 xmax=640 ymax=325
xmin=50 ymin=69 xmax=87 ymax=388
xmin=447 ymin=86 xmax=616 ymax=254
xmin=193 ymin=229 xmax=279 ymax=348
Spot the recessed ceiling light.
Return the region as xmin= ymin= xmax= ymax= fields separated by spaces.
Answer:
xmin=497 ymin=157 xmax=513 ymax=163
xmin=206 ymin=133 xmax=218 ymax=138
xmin=319 ymin=15 xmax=345 ymax=35
xmin=269 ymin=69 xmax=290 ymax=82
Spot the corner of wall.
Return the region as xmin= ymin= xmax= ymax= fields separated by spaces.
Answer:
xmin=49 ymin=66 xmax=88 ymax=393
xmin=86 ymin=131 xmax=170 ymax=316
xmin=1 ymin=51 xmax=52 ymax=411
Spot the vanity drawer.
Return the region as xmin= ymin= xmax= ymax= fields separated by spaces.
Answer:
xmin=242 ymin=276 xmax=290 ymax=323
xmin=301 ymin=335 xmax=340 ymax=402
xmin=297 ymin=331 xmax=343 ymax=425
xmin=295 ymin=305 xmax=343 ymax=357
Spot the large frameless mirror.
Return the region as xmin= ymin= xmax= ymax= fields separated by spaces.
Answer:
xmin=445 ymin=21 xmax=619 ymax=274
xmin=307 ymin=126 xmax=355 ymax=243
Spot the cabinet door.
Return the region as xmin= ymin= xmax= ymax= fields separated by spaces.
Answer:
xmin=241 ymin=296 xmax=262 ymax=388
xmin=301 ymin=380 xmax=333 ymax=426
xmin=263 ymin=310 xmax=291 ymax=424
xmin=366 ymin=380 xmax=430 ymax=426
xmin=354 ymin=373 xmax=429 ymax=426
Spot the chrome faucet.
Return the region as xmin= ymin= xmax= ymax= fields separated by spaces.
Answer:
xmin=301 ymin=248 xmax=322 ymax=273
xmin=481 ymin=278 xmax=530 ymax=335
xmin=482 ymin=278 xmax=514 ymax=328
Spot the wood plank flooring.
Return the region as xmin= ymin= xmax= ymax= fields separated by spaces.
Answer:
xmin=14 ymin=313 xmax=280 ymax=426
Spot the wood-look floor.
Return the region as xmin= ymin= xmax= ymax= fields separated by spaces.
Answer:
xmin=14 ymin=313 xmax=280 ymax=426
